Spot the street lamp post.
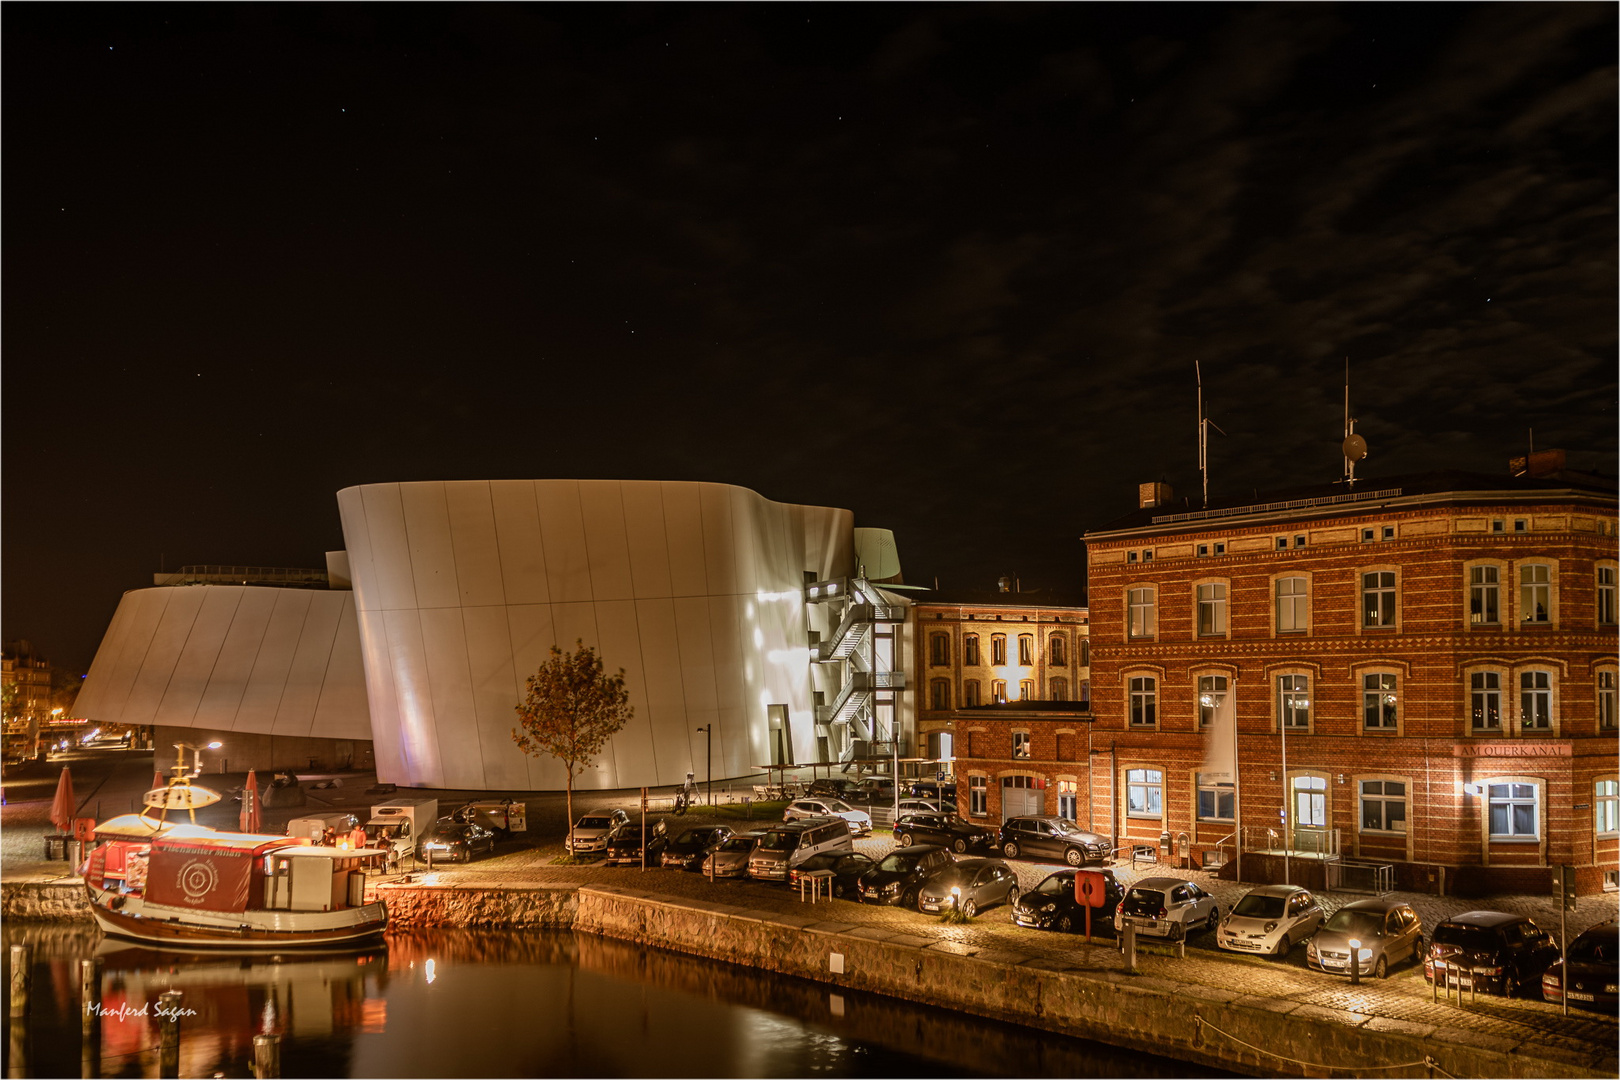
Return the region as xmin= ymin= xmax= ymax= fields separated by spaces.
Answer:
xmin=695 ymin=725 xmax=712 ymax=807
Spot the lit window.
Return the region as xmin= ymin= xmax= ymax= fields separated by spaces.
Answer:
xmin=929 ymin=679 xmax=950 ymax=711
xmin=969 ymin=776 xmax=988 ymax=816
xmin=1520 ymin=670 xmax=1552 ymax=730
xmin=962 ymin=680 xmax=980 ymax=707
xmin=1050 ymin=676 xmax=1069 ymax=700
xmin=1600 ymin=671 xmax=1616 ymax=731
xmin=1196 ymin=773 xmax=1233 ymax=822
xmin=1017 ymin=635 xmax=1033 ymax=666
xmin=1127 ymin=769 xmax=1163 ymax=818
xmin=991 ymin=679 xmax=1007 ymax=703
xmin=929 ymin=633 xmax=950 ymax=667
xmin=963 ymin=635 xmax=981 ymax=666
xmin=1293 ymin=775 xmax=1326 ymax=827
xmin=1362 ymin=673 xmax=1398 ymax=730
xmin=1599 ymin=567 xmax=1617 ymax=626
xmin=1049 ymin=636 xmax=1067 ymax=666
xmin=1197 ymin=583 xmax=1228 ymax=637
xmin=1362 ymin=571 xmax=1396 ymax=627
xmin=1012 ymin=731 xmax=1031 ymax=759
xmin=1197 ymin=675 xmax=1227 ymax=729
xmin=1129 ymin=677 xmax=1157 ymax=727
xmin=1128 ymin=588 xmax=1156 ymax=639
xmin=1520 ymin=564 xmax=1550 ymax=624
xmin=1018 ymin=679 xmax=1034 ymax=701
xmin=1058 ymin=780 xmax=1078 ymax=822
xmin=1488 ymin=783 xmax=1538 ymax=839
xmin=992 ymin=635 xmax=1007 ymax=665
xmin=1596 ymin=780 xmax=1619 ymax=835
xmin=1276 ymin=576 xmax=1308 ymax=633
xmin=1470 ymin=566 xmax=1500 ymax=625
xmin=1279 ymin=675 xmax=1310 ymax=731
xmin=1360 ymin=780 xmax=1407 ymax=833
xmin=1470 ymin=672 xmax=1502 ymax=731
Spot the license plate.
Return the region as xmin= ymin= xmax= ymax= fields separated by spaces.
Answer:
xmin=1141 ymin=919 xmax=1159 ymax=929
xmin=1569 ymin=991 xmax=1595 ymax=1002
xmin=922 ymin=903 xmax=941 ymax=912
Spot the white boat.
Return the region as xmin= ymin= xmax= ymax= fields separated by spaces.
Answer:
xmin=84 ymin=812 xmax=390 ymax=950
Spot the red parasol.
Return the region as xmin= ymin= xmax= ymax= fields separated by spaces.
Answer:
xmin=240 ymin=768 xmax=262 ymax=833
xmin=49 ymin=767 xmax=76 ymax=834
xmin=152 ymin=770 xmax=166 ymax=794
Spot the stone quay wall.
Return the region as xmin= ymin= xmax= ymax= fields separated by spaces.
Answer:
xmin=2 ymin=881 xmax=91 ymax=922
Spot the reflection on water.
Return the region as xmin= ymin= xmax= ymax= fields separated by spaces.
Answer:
xmin=3 ymin=925 xmax=1227 ymax=1078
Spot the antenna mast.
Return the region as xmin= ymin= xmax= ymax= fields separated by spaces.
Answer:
xmin=1340 ymin=358 xmax=1368 ymax=486
xmin=1196 ymin=361 xmax=1227 ymax=508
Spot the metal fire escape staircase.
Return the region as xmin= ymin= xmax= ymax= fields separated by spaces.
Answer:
xmin=805 ymin=573 xmax=906 ymax=771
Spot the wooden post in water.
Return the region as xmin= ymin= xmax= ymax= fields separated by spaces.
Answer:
xmin=7 ymin=945 xmax=28 ymax=1018
xmin=158 ymin=989 xmax=183 ymax=1078
xmin=253 ymin=1033 xmax=282 ymax=1078
xmin=7 ymin=1017 xmax=26 ymax=1080
xmin=80 ymin=957 xmax=102 ymax=1079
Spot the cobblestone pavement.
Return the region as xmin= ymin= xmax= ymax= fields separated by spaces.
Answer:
xmin=7 ymin=750 xmax=1617 ymax=1065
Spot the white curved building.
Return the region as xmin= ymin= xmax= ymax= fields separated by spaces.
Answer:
xmin=75 ymin=480 xmax=912 ymax=792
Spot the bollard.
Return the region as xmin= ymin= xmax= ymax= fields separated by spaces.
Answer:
xmin=158 ymin=989 xmax=183 ymax=1079
xmin=8 ymin=945 xmax=29 ymax=1018
xmin=253 ymin=1032 xmax=282 ymax=1078
xmin=1121 ymin=919 xmax=1138 ymax=972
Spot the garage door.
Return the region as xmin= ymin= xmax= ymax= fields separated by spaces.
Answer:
xmin=1002 ymin=781 xmax=1042 ymax=821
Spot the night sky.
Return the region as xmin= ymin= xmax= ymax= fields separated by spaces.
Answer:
xmin=5 ymin=4 xmax=1616 ymax=673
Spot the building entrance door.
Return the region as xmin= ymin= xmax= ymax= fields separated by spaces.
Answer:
xmin=1291 ymin=775 xmax=1328 ymax=853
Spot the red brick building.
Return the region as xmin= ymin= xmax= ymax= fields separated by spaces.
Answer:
xmin=953 ymin=452 xmax=1617 ymax=896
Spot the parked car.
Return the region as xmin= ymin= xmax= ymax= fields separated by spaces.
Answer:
xmin=416 ymin=819 xmax=497 ymax=863
xmin=748 ymin=818 xmax=854 ymax=881
xmin=604 ymin=817 xmax=670 ymax=866
xmin=1012 ymin=868 xmax=1124 ymax=934
xmin=857 ymin=845 xmax=955 ymax=907
xmin=850 ymin=777 xmax=895 ymax=803
xmin=701 ymin=830 xmax=766 ymax=878
xmin=1114 ymin=876 xmax=1219 ymax=940
xmin=892 ymin=812 xmax=989 ymax=855
xmin=1541 ymin=920 xmax=1618 ymax=1011
xmin=789 ymin=850 xmax=877 ymax=898
xmin=783 ymin=798 xmax=872 ymax=836
xmin=661 ymin=825 xmax=734 ymax=869
xmin=806 ymin=778 xmax=861 ymax=800
xmin=917 ymin=858 xmax=1020 ymax=917
xmin=569 ymin=808 xmax=631 ymax=854
xmin=1421 ymin=911 xmax=1560 ymax=996
xmin=907 ymin=779 xmax=956 ymax=802
xmin=1306 ymin=898 xmax=1423 ymax=979
xmin=896 ymin=798 xmax=943 ymax=816
xmin=1217 ymin=885 xmax=1324 ymax=957
xmin=997 ymin=816 xmax=1111 ymax=866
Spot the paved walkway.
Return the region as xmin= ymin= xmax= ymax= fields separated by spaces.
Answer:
xmin=6 ymin=749 xmax=1616 ymax=1071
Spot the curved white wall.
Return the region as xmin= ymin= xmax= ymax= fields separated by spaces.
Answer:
xmin=337 ymin=479 xmax=855 ymax=791
xmin=72 ymin=585 xmax=371 ymax=739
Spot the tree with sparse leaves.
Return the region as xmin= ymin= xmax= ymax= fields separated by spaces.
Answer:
xmin=512 ymin=641 xmax=633 ymax=857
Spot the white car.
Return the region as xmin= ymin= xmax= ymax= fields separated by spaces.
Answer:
xmin=783 ymin=798 xmax=872 ymax=835
xmin=1113 ymin=876 xmax=1220 ymax=940
xmin=1217 ymin=884 xmax=1324 ymax=957
xmin=569 ymin=808 xmax=630 ymax=853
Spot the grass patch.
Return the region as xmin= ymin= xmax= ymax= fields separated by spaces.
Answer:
xmin=549 ymin=853 xmax=600 ymax=866
xmin=938 ymin=906 xmax=975 ymax=925
xmin=707 ymin=800 xmax=790 ymax=820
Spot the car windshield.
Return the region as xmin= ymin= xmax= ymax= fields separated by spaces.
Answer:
xmin=1232 ymin=894 xmax=1288 ymax=919
xmin=1433 ymin=924 xmax=1500 ymax=950
xmin=1033 ymin=875 xmax=1073 ymax=896
xmin=674 ymin=829 xmax=706 ymax=845
xmin=825 ymin=801 xmax=854 ymax=813
xmin=716 ymin=836 xmax=757 ymax=853
xmin=1570 ymin=933 xmax=1617 ymax=963
xmin=577 ymin=817 xmax=612 ymax=829
xmin=1324 ymin=909 xmax=1385 ymax=936
xmin=1121 ymin=890 xmax=1165 ymax=916
xmin=877 ymin=853 xmax=921 ymax=873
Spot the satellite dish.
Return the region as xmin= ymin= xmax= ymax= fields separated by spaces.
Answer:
xmin=1342 ymin=434 xmax=1368 ymax=461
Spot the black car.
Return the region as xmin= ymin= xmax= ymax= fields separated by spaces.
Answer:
xmin=788 ymin=850 xmax=876 ymax=898
xmin=857 ymin=844 xmax=954 ymax=907
xmin=907 ymin=779 xmax=957 ymax=802
xmin=660 ymin=825 xmax=734 ymax=869
xmin=415 ymin=819 xmax=496 ymax=863
xmin=893 ymin=812 xmax=989 ymax=855
xmin=1424 ymin=910 xmax=1561 ymax=996
xmin=604 ymin=818 xmax=670 ymax=866
xmin=807 ymin=778 xmax=861 ymax=800
xmin=1541 ymin=921 xmax=1618 ymax=1011
xmin=1011 ymin=868 xmax=1124 ymax=934
xmin=997 ymin=816 xmax=1111 ymax=866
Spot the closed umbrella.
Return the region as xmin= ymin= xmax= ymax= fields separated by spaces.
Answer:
xmin=152 ymin=770 xmax=166 ymax=794
xmin=240 ymin=768 xmax=262 ymax=833
xmin=49 ymin=767 xmax=76 ymax=835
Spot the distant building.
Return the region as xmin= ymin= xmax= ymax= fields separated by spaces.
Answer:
xmin=1077 ymin=451 xmax=1617 ymax=896
xmin=2 ymin=639 xmax=55 ymax=756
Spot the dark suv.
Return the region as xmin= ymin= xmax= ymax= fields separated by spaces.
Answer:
xmin=857 ymin=844 xmax=954 ymax=907
xmin=893 ymin=812 xmax=989 ymax=855
xmin=807 ymin=778 xmax=861 ymax=800
xmin=997 ymin=816 xmax=1111 ymax=866
xmin=1424 ymin=910 xmax=1560 ymax=996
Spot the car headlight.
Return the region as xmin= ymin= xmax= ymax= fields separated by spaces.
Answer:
xmin=1264 ymin=922 xmax=1278 ymax=933
xmin=1306 ymin=941 xmax=1318 ymax=956
xmin=1041 ymin=903 xmax=1057 ymax=913
xmin=1357 ymin=948 xmax=1373 ymax=961
xmin=882 ymin=882 xmax=899 ymax=895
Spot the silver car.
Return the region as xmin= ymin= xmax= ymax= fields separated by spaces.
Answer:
xmin=916 ymin=858 xmax=1020 ymax=917
xmin=783 ymin=797 xmax=872 ymax=836
xmin=1218 ymin=884 xmax=1324 ymax=957
xmin=700 ymin=831 xmax=765 ymax=878
xmin=1307 ymin=898 xmax=1423 ymax=979
xmin=1113 ymin=876 xmax=1219 ymax=940
xmin=568 ymin=808 xmax=630 ymax=853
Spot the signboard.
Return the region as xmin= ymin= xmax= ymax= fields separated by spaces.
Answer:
xmin=147 ymin=845 xmax=254 ymax=912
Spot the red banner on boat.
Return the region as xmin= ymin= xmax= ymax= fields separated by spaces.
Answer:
xmin=147 ymin=843 xmax=257 ymax=912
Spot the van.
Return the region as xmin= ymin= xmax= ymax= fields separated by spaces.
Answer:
xmin=747 ymin=817 xmax=854 ymax=881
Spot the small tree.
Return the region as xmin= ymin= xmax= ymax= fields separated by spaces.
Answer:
xmin=512 ymin=641 xmax=633 ymax=856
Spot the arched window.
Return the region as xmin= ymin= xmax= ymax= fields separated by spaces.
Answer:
xmin=929 ymin=679 xmax=950 ymax=711
xmin=1050 ymin=636 xmax=1067 ymax=666
xmin=991 ymin=634 xmax=1007 ymax=665
xmin=929 ymin=632 xmax=950 ymax=667
xmin=1050 ymin=676 xmax=1069 ymax=700
xmin=963 ymin=635 xmax=981 ymax=667
xmin=1017 ymin=635 xmax=1034 ymax=665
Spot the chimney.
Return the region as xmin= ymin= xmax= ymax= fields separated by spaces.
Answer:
xmin=1139 ymin=481 xmax=1174 ymax=509
xmin=1509 ymin=449 xmax=1566 ymax=478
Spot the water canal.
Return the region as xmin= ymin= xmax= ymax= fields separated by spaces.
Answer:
xmin=4 ymin=925 xmax=1230 ymax=1078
